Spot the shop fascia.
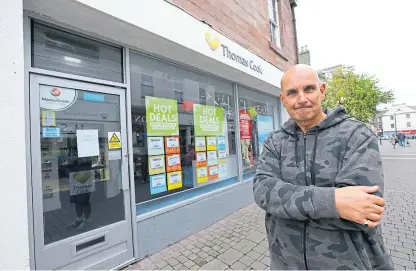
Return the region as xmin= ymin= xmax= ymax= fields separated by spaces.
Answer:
xmin=220 ymin=44 xmax=263 ymax=75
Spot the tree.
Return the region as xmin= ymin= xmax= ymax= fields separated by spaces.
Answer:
xmin=321 ymin=67 xmax=394 ymax=123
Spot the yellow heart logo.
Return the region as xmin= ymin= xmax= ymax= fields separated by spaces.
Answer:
xmin=205 ymin=32 xmax=220 ymax=51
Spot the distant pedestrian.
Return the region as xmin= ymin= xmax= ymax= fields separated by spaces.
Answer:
xmin=253 ymin=64 xmax=393 ymax=270
xmin=398 ymin=132 xmax=406 ymax=147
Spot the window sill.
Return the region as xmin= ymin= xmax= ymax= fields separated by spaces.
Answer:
xmin=269 ymin=41 xmax=289 ymax=62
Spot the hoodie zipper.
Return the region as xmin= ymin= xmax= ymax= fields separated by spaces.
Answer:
xmin=303 ymin=133 xmax=309 ymax=270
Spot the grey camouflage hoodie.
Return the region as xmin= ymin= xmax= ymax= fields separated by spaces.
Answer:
xmin=253 ymin=107 xmax=394 ymax=270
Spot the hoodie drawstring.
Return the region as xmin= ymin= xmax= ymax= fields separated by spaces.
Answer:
xmin=310 ymin=126 xmax=319 ymax=186
xmin=295 ymin=126 xmax=299 ymax=167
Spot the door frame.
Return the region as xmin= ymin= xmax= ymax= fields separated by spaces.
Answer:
xmin=29 ymin=73 xmax=136 ymax=269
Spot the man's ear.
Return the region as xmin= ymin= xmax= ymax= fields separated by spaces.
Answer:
xmin=280 ymin=92 xmax=285 ymax=107
xmin=319 ymin=82 xmax=326 ymax=101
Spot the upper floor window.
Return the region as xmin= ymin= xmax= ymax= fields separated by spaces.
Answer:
xmin=268 ymin=0 xmax=281 ymax=47
xmin=406 ymin=114 xmax=411 ymax=118
xmin=390 ymin=116 xmax=394 ymax=120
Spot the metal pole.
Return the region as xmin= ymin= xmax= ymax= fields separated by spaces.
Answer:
xmin=395 ymin=112 xmax=397 ymax=135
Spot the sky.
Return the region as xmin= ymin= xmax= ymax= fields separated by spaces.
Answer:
xmin=295 ymin=0 xmax=416 ymax=107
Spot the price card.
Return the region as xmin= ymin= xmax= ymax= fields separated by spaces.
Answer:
xmin=167 ymin=171 xmax=183 ymax=190
xmin=166 ymin=153 xmax=181 ymax=172
xmin=147 ymin=137 xmax=164 ymax=156
xmin=196 ymin=151 xmax=207 ymax=167
xmin=197 ymin=167 xmax=208 ymax=183
xmin=206 ymin=136 xmax=217 ymax=151
xmin=148 ymin=155 xmax=165 ymax=175
xmin=165 ymin=136 xmax=180 ymax=154
xmin=195 ymin=137 xmax=206 ymax=152
xmin=207 ymin=150 xmax=218 ymax=166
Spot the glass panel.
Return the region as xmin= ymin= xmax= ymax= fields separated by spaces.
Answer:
xmin=130 ymin=52 xmax=238 ymax=204
xmin=268 ymin=0 xmax=276 ymax=22
xmin=32 ymin=22 xmax=123 ymax=83
xmin=237 ymin=86 xmax=278 ymax=179
xmin=39 ymin=85 xmax=125 ymax=245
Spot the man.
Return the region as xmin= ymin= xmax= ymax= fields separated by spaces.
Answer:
xmin=253 ymin=64 xmax=393 ymax=270
xmin=398 ymin=132 xmax=406 ymax=147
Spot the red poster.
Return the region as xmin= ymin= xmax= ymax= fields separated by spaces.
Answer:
xmin=239 ymin=110 xmax=252 ymax=140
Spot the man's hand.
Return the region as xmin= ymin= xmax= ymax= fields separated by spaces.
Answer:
xmin=335 ymin=186 xmax=385 ymax=228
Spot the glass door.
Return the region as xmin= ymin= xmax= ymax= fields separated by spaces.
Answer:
xmin=30 ymin=74 xmax=133 ymax=270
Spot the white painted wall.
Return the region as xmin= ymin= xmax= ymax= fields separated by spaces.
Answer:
xmin=0 ymin=0 xmax=30 ymax=269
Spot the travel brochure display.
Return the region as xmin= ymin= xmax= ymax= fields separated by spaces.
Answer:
xmin=192 ymin=104 xmax=228 ymax=184
xmin=150 ymin=174 xmax=167 ymax=195
xmin=167 ymin=171 xmax=183 ymax=190
xmin=147 ymin=137 xmax=164 ymax=156
xmin=165 ymin=136 xmax=180 ymax=154
xmin=145 ymin=97 xmax=183 ymax=194
xmin=196 ymin=152 xmax=207 ymax=167
xmin=239 ymin=109 xmax=254 ymax=169
xmin=196 ymin=166 xmax=208 ymax=183
xmin=206 ymin=136 xmax=217 ymax=151
xmin=195 ymin=137 xmax=206 ymax=152
xmin=166 ymin=153 xmax=181 ymax=172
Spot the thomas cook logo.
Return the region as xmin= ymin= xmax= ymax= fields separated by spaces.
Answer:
xmin=50 ymin=88 xmax=61 ymax=97
xmin=205 ymin=33 xmax=220 ymax=51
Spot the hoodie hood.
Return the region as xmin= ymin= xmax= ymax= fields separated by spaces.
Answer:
xmin=281 ymin=106 xmax=350 ymax=135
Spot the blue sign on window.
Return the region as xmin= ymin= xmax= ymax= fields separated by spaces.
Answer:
xmin=83 ymin=92 xmax=104 ymax=102
xmin=43 ymin=127 xmax=60 ymax=138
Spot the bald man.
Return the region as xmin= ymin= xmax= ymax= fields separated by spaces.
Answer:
xmin=253 ymin=64 xmax=393 ymax=270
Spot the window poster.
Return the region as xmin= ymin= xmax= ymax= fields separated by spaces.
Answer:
xmin=166 ymin=153 xmax=181 ymax=172
xmin=147 ymin=137 xmax=165 ymax=156
xmin=196 ymin=166 xmax=208 ymax=184
xmin=208 ymin=165 xmax=219 ymax=181
xmin=196 ymin=151 xmax=207 ymax=167
xmin=218 ymin=162 xmax=227 ymax=178
xmin=216 ymin=135 xmax=226 ymax=151
xmin=145 ymin=96 xmax=179 ymax=136
xmin=148 ymin=155 xmax=166 ymax=175
xmin=167 ymin=171 xmax=183 ymax=190
xmin=69 ymin=170 xmax=96 ymax=196
xmin=195 ymin=136 xmax=206 ymax=152
xmin=257 ymin=115 xmax=274 ymax=155
xmin=193 ymin=104 xmax=224 ymax=136
xmin=207 ymin=150 xmax=218 ymax=166
xmin=206 ymin=136 xmax=217 ymax=151
xmin=150 ymin=174 xmax=167 ymax=195
xmin=218 ymin=150 xmax=227 ymax=163
xmin=165 ymin=136 xmax=180 ymax=154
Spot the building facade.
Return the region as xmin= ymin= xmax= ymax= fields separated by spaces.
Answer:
xmin=381 ymin=104 xmax=416 ymax=137
xmin=1 ymin=0 xmax=299 ymax=269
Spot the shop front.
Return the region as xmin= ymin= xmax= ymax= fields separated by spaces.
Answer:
xmin=18 ymin=0 xmax=286 ymax=269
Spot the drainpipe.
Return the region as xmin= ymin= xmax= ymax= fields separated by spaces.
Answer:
xmin=290 ymin=1 xmax=299 ymax=64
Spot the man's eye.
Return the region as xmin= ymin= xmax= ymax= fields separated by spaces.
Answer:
xmin=287 ymin=91 xmax=296 ymax=96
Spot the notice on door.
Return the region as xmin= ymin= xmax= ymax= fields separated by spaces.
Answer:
xmin=76 ymin=130 xmax=99 ymax=158
xmin=69 ymin=170 xmax=96 ymax=196
xmin=108 ymin=132 xmax=122 ymax=149
xmin=41 ymin=111 xmax=56 ymax=126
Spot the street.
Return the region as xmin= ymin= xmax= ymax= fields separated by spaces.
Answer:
xmin=127 ymin=141 xmax=416 ymax=270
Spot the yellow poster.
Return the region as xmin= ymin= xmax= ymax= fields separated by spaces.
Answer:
xmin=195 ymin=137 xmax=206 ymax=152
xmin=41 ymin=111 xmax=56 ymax=127
xmin=206 ymin=136 xmax=217 ymax=151
xmin=197 ymin=166 xmax=208 ymax=184
xmin=148 ymin=155 xmax=166 ymax=175
xmin=167 ymin=171 xmax=183 ymax=190
xmin=108 ymin=132 xmax=122 ymax=149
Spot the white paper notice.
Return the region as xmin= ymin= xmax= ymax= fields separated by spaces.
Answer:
xmin=218 ymin=163 xmax=227 ymax=173
xmin=196 ymin=137 xmax=206 ymax=147
xmin=168 ymin=154 xmax=180 ymax=166
xmin=150 ymin=156 xmax=164 ymax=169
xmin=207 ymin=150 xmax=218 ymax=166
xmin=218 ymin=150 xmax=227 ymax=159
xmin=197 ymin=167 xmax=208 ymax=177
xmin=147 ymin=137 xmax=164 ymax=156
xmin=196 ymin=152 xmax=207 ymax=162
xmin=166 ymin=137 xmax=179 ymax=148
xmin=76 ymin=130 xmax=99 ymax=158
xmin=109 ymin=150 xmax=122 ymax=160
xmin=168 ymin=172 xmax=181 ymax=184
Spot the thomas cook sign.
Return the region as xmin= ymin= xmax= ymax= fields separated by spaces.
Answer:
xmin=205 ymin=32 xmax=263 ymax=75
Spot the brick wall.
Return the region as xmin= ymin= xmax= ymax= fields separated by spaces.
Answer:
xmin=170 ymin=0 xmax=298 ymax=71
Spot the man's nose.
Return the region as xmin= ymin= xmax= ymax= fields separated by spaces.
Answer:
xmin=297 ymin=92 xmax=308 ymax=104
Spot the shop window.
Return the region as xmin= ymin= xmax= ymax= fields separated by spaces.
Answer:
xmin=407 ymin=122 xmax=411 ymax=128
xmin=238 ymin=86 xmax=279 ymax=180
xmin=31 ymin=22 xmax=124 ymax=82
xmin=391 ymin=124 xmax=395 ymax=128
xmin=129 ymin=51 xmax=238 ymax=207
xmin=407 ymin=114 xmax=411 ymax=118
xmin=390 ymin=116 xmax=394 ymax=120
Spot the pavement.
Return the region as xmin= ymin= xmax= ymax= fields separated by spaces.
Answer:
xmin=125 ymin=140 xmax=416 ymax=270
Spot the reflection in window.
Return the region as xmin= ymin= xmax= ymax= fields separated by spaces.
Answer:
xmin=129 ymin=51 xmax=238 ymax=204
